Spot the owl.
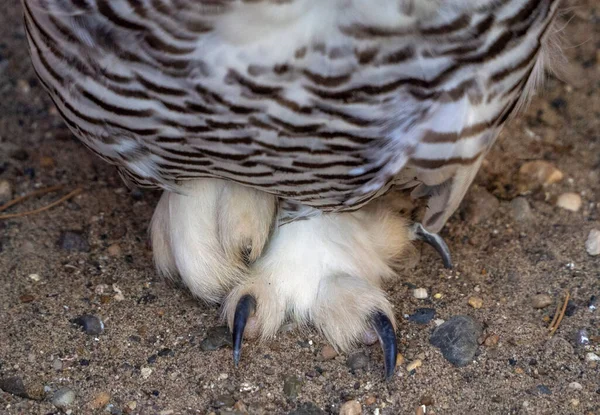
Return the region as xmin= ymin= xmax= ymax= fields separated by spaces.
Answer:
xmin=22 ymin=0 xmax=562 ymax=378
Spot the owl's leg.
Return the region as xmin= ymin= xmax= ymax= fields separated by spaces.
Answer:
xmin=223 ymin=193 xmax=412 ymax=379
xmin=149 ymin=179 xmax=277 ymax=304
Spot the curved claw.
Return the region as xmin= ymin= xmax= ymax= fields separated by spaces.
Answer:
xmin=371 ymin=312 xmax=397 ymax=380
xmin=232 ymin=294 xmax=256 ymax=367
xmin=413 ymin=223 xmax=453 ymax=269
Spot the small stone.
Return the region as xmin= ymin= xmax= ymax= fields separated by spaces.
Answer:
xmin=510 ymin=197 xmax=534 ymax=224
xmin=556 ymin=192 xmax=582 ymax=212
xmin=415 ymin=406 xmax=426 ymax=415
xmin=518 ymin=160 xmax=563 ymax=193
xmin=320 ymin=345 xmax=338 ymax=360
xmin=10 ymin=149 xmax=29 ymax=161
xmin=124 ymin=401 xmax=137 ymax=414
xmin=28 ymin=273 xmax=42 ymax=282
xmin=585 ymin=352 xmax=600 ymax=362
xmin=141 ymin=367 xmax=153 ymax=379
xmin=0 ymin=180 xmax=13 ymax=204
xmin=107 ymin=244 xmax=122 ymax=257
xmin=113 ymin=284 xmax=125 ymax=302
xmin=536 ymin=385 xmax=552 ymax=395
xmin=570 ymin=399 xmax=580 ymax=408
xmin=339 ymin=400 xmax=361 ymax=415
xmin=19 ymin=294 xmax=35 ymax=303
xmin=433 ymin=293 xmax=443 ymax=299
xmin=288 ymin=402 xmax=325 ymax=415
xmin=346 ymin=352 xmax=369 ymax=371
xmin=396 ymin=353 xmax=405 ymax=368
xmin=408 ymin=308 xmax=436 ymax=324
xmin=585 ymin=229 xmax=600 ymax=256
xmin=39 ymin=156 xmax=55 ymax=168
xmin=464 ymin=185 xmax=500 ymax=225
xmin=0 ymin=377 xmax=28 ymax=398
xmin=52 ymin=388 xmax=76 ymax=409
xmin=72 ymin=315 xmax=104 ymax=335
xmin=483 ymin=334 xmax=500 ymax=347
xmin=531 ymin=294 xmax=553 ymax=309
xmin=413 ymin=288 xmax=428 ymax=299
xmin=515 ymin=367 xmax=524 ymax=374
xmin=365 ymin=396 xmax=376 ymax=405
xmin=90 ymin=392 xmax=110 ymax=409
xmin=406 ymin=359 xmax=422 ymax=372
xmin=568 ymin=382 xmax=583 ymax=390
xmin=420 ymin=395 xmax=435 ymax=406
xmin=468 ymin=297 xmax=483 ymax=309
xmin=53 ymin=359 xmax=63 ymax=371
xmin=430 ymin=315 xmax=483 ymax=367
xmin=58 ymin=231 xmax=90 ymax=252
xmin=213 ymin=394 xmax=235 ymax=408
xmin=283 ymin=375 xmax=303 ymax=399
xmin=200 ymin=326 xmax=232 ymax=351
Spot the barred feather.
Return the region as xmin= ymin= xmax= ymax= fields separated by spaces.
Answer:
xmin=22 ymin=0 xmax=561 ymax=232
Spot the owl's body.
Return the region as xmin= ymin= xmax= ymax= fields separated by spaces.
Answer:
xmin=22 ymin=0 xmax=561 ymax=376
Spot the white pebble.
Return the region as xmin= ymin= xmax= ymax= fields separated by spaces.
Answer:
xmin=585 ymin=352 xmax=599 ymax=362
xmin=141 ymin=367 xmax=153 ymax=379
xmin=568 ymin=382 xmax=583 ymax=390
xmin=434 ymin=319 xmax=445 ymax=327
xmin=0 ymin=180 xmax=12 ymax=203
xmin=556 ymin=192 xmax=582 ymax=212
xmin=28 ymin=273 xmax=42 ymax=282
xmin=413 ymin=288 xmax=428 ymax=299
xmin=585 ymin=229 xmax=600 ymax=256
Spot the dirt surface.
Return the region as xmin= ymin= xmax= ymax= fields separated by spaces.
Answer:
xmin=0 ymin=1 xmax=599 ymax=414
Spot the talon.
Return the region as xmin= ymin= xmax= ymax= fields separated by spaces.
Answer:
xmin=412 ymin=223 xmax=453 ymax=269
xmin=232 ymin=294 xmax=256 ymax=367
xmin=371 ymin=311 xmax=397 ymax=380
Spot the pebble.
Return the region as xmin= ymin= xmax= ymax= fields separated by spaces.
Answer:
xmin=0 ymin=179 xmax=12 ymax=204
xmin=556 ymin=192 xmax=582 ymax=212
xmin=585 ymin=229 xmax=600 ymax=256
xmin=408 ymin=308 xmax=436 ymax=324
xmin=464 ymin=185 xmax=500 ymax=225
xmin=483 ymin=334 xmax=500 ymax=347
xmin=468 ymin=296 xmax=483 ymax=309
xmin=415 ymin=406 xmax=426 ymax=415
xmin=28 ymin=273 xmax=42 ymax=282
xmin=283 ymin=375 xmax=303 ymax=399
xmin=536 ymin=385 xmax=552 ymax=395
xmin=365 ymin=396 xmax=376 ymax=405
xmin=52 ymin=388 xmax=76 ymax=409
xmin=570 ymin=399 xmax=580 ymax=408
xmin=420 ymin=395 xmax=435 ymax=406
xmin=568 ymin=382 xmax=583 ymax=391
xmin=531 ymin=294 xmax=553 ymax=309
xmin=0 ymin=377 xmax=29 ymax=399
xmin=125 ymin=401 xmax=137 ymax=413
xmin=107 ymin=244 xmax=122 ymax=257
xmin=320 ymin=345 xmax=338 ymax=360
xmin=289 ymin=402 xmax=324 ymax=415
xmin=339 ymin=400 xmax=361 ymax=415
xmin=90 ymin=392 xmax=110 ymax=409
xmin=406 ymin=359 xmax=422 ymax=372
xmin=53 ymin=359 xmax=63 ymax=371
xmin=413 ymin=288 xmax=428 ymax=299
xmin=346 ymin=352 xmax=369 ymax=370
xmin=72 ymin=314 xmax=104 ymax=335
xmin=213 ymin=394 xmax=235 ymax=408
xmin=58 ymin=231 xmax=90 ymax=252
xmin=518 ymin=161 xmax=563 ymax=192
xmin=430 ymin=315 xmax=483 ymax=367
xmin=141 ymin=367 xmax=153 ymax=379
xmin=200 ymin=326 xmax=232 ymax=351
xmin=585 ymin=352 xmax=599 ymax=362
xmin=510 ymin=197 xmax=535 ymax=224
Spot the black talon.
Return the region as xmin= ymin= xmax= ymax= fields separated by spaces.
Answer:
xmin=232 ymin=294 xmax=256 ymax=367
xmin=372 ymin=312 xmax=398 ymax=380
xmin=413 ymin=223 xmax=453 ymax=269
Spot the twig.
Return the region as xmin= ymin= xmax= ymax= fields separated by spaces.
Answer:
xmin=548 ymin=290 xmax=570 ymax=335
xmin=0 ymin=187 xmax=82 ymax=220
xmin=0 ymin=185 xmax=64 ymax=213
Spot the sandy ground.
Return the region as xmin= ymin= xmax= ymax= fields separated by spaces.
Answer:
xmin=0 ymin=1 xmax=599 ymax=414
